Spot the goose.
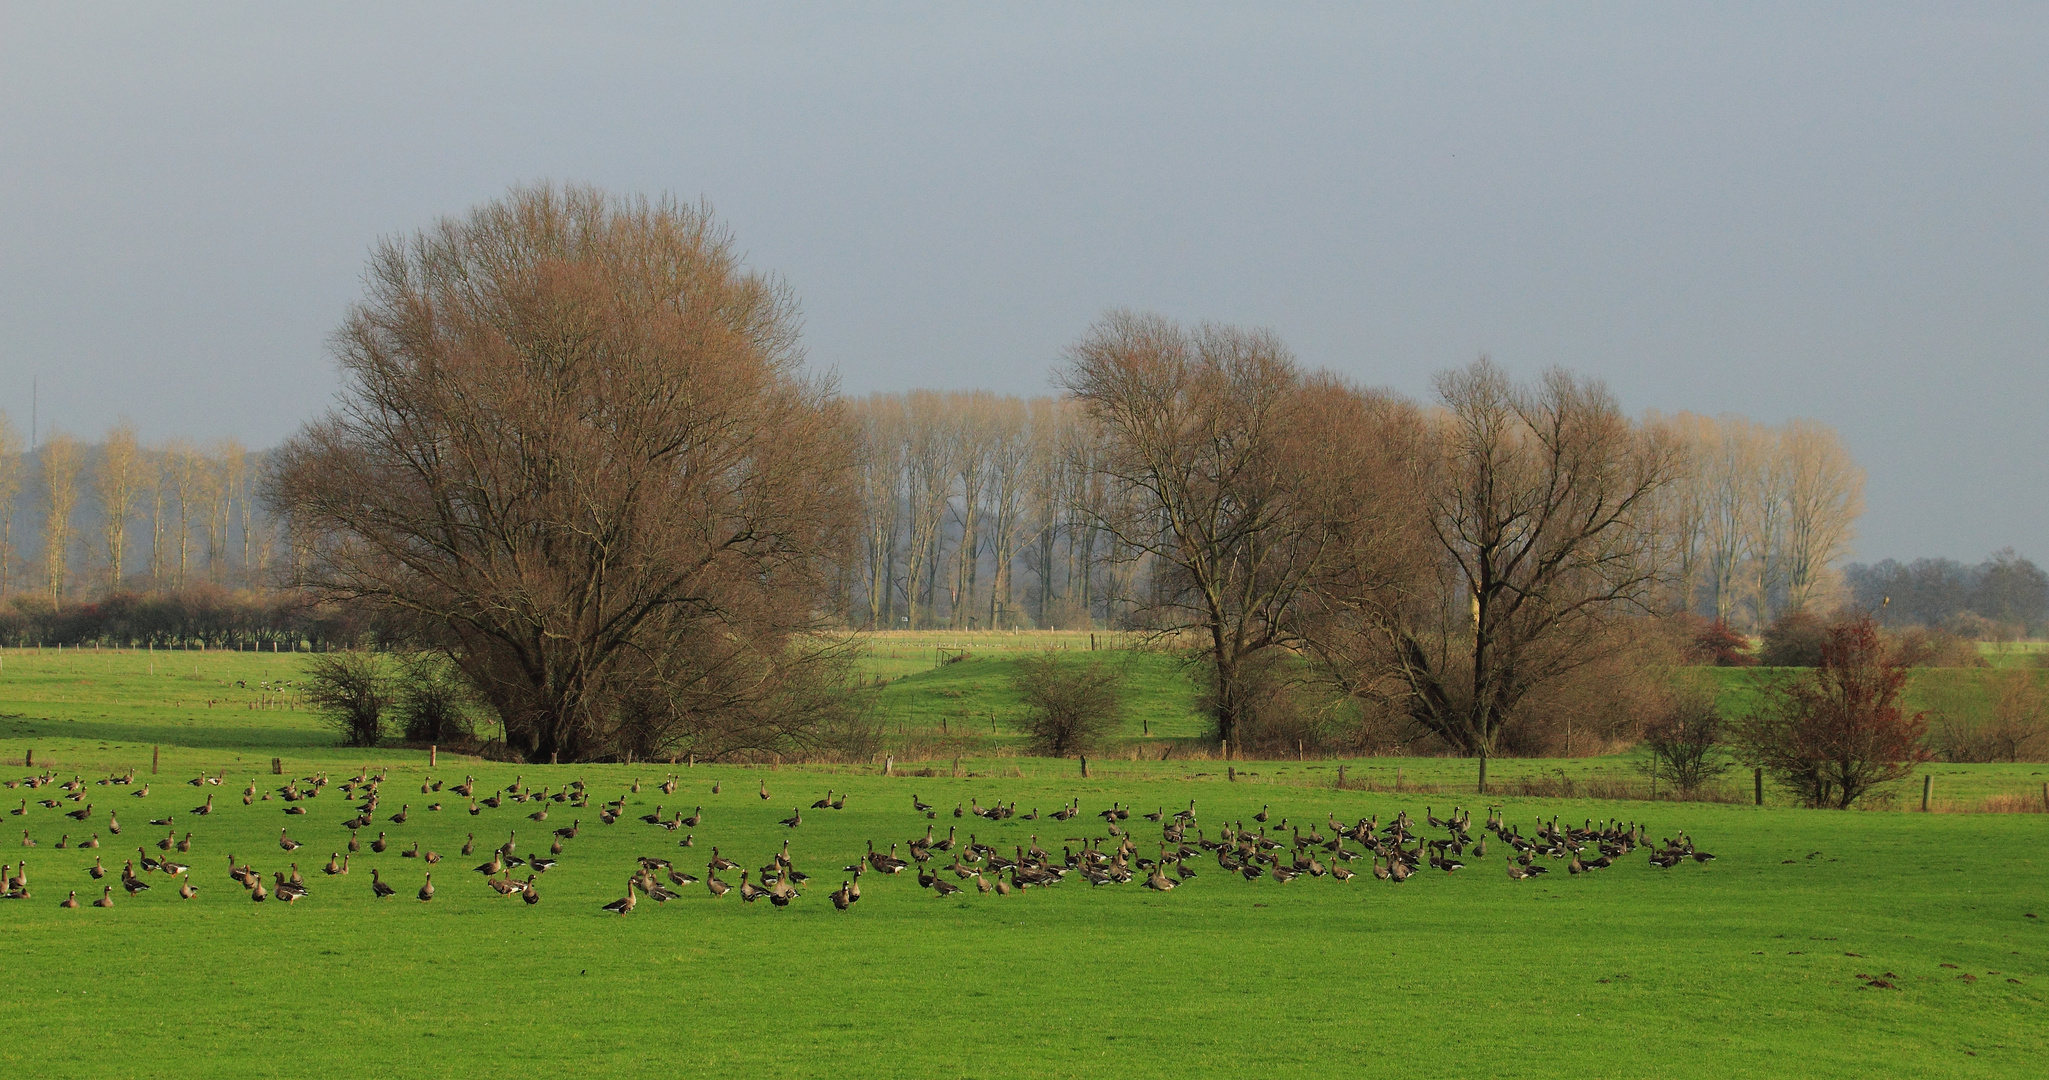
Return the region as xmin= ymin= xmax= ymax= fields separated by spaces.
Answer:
xmin=553 ymin=820 xmax=581 ymax=839
xmin=89 ymin=856 xmax=106 ymax=880
xmin=474 ymin=853 xmax=504 ymax=875
xmin=391 ymin=805 xmax=409 ymax=824
xmin=176 ymin=832 xmax=192 ymax=853
xmin=60 ymin=890 xmax=80 ymax=908
xmin=251 ymin=878 xmax=268 ymax=902
xmin=93 ymin=885 xmax=114 ymax=908
xmin=80 ymin=833 xmax=99 ymax=849
xmin=831 ymin=880 xmax=854 ymax=910
xmin=738 ymin=871 xmax=763 ymax=902
xmin=371 ymin=832 xmax=388 ymax=854
xmin=933 ymin=875 xmax=962 ymax=897
xmin=191 ymin=795 xmax=213 ymax=816
xmin=660 ymin=776 xmax=678 ymax=796
xmin=423 ymin=850 xmax=440 ymax=865
xmin=527 ymin=807 xmax=548 ymax=822
xmin=707 ymin=848 xmax=738 ymax=872
xmin=279 ymin=830 xmax=301 ymax=852
xmin=402 ymin=841 xmax=420 ymax=859
xmin=705 ymin=872 xmax=730 ymax=897
xmin=1254 ymin=805 xmax=1270 ymax=823
xmin=370 ymin=868 xmax=395 ymax=897
xmin=1144 ymin=864 xmax=1176 ymax=891
xmin=711 ymin=782 xmax=721 ymax=795
xmin=274 ymin=872 xmax=308 ymax=903
xmin=811 ymin=791 xmax=834 ymax=809
xmin=1506 ymin=858 xmax=1530 ymax=881
xmin=521 ymin=877 xmax=539 ymax=904
xmin=779 ymin=807 xmax=802 ymax=828
xmin=759 ymin=782 xmax=770 ymax=801
xmin=830 ymin=792 xmax=846 ymax=810
xmin=417 ymin=873 xmax=434 ymax=902
xmin=65 ymin=803 xmax=93 ymax=822
xmin=1330 ymin=862 xmax=1354 ymax=882
xmin=346 ymin=830 xmax=361 ymax=853
xmin=460 ymin=834 xmax=475 ymax=856
xmin=527 ymin=856 xmax=556 ymax=874
xmin=160 ymin=857 xmax=188 ymax=875
xmin=602 ymin=881 xmax=637 ymax=914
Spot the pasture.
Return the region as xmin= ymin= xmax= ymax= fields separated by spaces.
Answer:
xmin=0 ymin=644 xmax=2043 ymax=1078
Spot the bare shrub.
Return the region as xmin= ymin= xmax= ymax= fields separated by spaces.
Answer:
xmin=1934 ymin=668 xmax=2049 ymax=763
xmin=301 ymin=649 xmax=391 ymax=747
xmin=1640 ymin=682 xmax=1733 ymax=793
xmin=1011 ymin=651 xmax=1128 ymax=757
xmin=389 ymin=652 xmax=477 ymax=745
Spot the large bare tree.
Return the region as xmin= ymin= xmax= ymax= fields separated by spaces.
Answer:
xmin=1366 ymin=359 xmax=1679 ymax=758
xmin=1059 ymin=311 xmax=1418 ymax=747
xmin=267 ymin=184 xmax=854 ymax=762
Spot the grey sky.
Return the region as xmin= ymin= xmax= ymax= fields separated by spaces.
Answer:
xmin=2 ymin=4 xmax=2043 ymax=562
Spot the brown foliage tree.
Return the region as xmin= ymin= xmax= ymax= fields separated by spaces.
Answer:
xmin=266 ymin=184 xmax=855 ymax=763
xmin=1732 ymin=614 xmax=1932 ymax=808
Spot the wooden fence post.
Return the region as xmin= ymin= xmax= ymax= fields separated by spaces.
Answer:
xmin=1754 ymin=767 xmax=1764 ymax=806
xmin=429 ymin=745 xmax=437 ymax=768
xmin=1337 ymin=763 xmax=1347 ymax=790
xmin=1921 ymin=773 xmax=1932 ymax=812
xmin=23 ymin=748 xmax=30 ymax=768
xmin=152 ymin=746 xmax=159 ymax=774
xmin=1080 ymin=755 xmax=1089 ymax=779
xmin=883 ymin=755 xmax=893 ymax=777
xmin=271 ymin=757 xmax=283 ymax=775
xmin=1477 ymin=752 xmax=1488 ymax=795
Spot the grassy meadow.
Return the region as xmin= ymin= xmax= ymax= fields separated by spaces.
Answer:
xmin=0 ymin=640 xmax=2043 ymax=1078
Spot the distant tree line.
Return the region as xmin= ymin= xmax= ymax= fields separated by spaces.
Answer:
xmin=1842 ymin=549 xmax=2048 ymax=637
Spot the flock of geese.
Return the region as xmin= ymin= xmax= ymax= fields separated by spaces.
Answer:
xmin=3 ymin=765 xmax=1715 ymax=914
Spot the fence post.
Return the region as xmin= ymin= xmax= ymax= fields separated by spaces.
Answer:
xmin=1080 ymin=755 xmax=1089 ymax=779
xmin=1754 ymin=767 xmax=1763 ymax=806
xmin=429 ymin=745 xmax=437 ymax=768
xmin=271 ymin=757 xmax=283 ymax=775
xmin=1477 ymin=752 xmax=1488 ymax=795
xmin=1921 ymin=773 xmax=1932 ymax=812
xmin=152 ymin=746 xmax=159 ymax=774
xmin=23 ymin=748 xmax=30 ymax=768
xmin=1337 ymin=763 xmax=1347 ymax=790
xmin=883 ymin=755 xmax=893 ymax=777
xmin=1227 ymin=765 xmax=1236 ymax=782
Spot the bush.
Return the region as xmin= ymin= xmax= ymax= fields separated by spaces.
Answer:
xmin=1932 ymin=668 xmax=2049 ymax=763
xmin=1731 ymin=614 xmax=1932 ymax=808
xmin=1888 ymin=625 xmax=1986 ymax=668
xmin=301 ymin=650 xmax=392 ymax=747
xmin=1640 ymin=684 xmax=1732 ymax=793
xmin=1011 ymin=652 xmax=1128 ymax=758
xmin=389 ymin=652 xmax=478 ymax=744
xmin=1757 ymin=608 xmax=1829 ymax=667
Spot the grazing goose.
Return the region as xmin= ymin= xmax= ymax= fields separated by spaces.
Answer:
xmin=603 ymin=881 xmax=638 ymax=914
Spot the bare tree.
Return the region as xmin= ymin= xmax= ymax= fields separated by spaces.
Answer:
xmin=1022 ymin=397 xmax=1073 ymax=627
xmin=39 ymin=431 xmax=86 ymax=604
xmin=981 ymin=396 xmax=1031 ymax=629
xmin=190 ymin=441 xmax=236 ymax=583
xmin=947 ymin=392 xmax=995 ymax=628
xmin=1367 ymin=359 xmax=1679 ymax=759
xmin=1059 ymin=311 xmax=1416 ymax=746
xmin=142 ymin=443 xmax=171 ymax=588
xmin=0 ymin=412 xmax=20 ymax=599
xmin=1700 ymin=417 xmax=1757 ymax=625
xmin=1780 ymin=419 xmax=1863 ymax=612
xmin=850 ymin=394 xmax=906 ymax=629
xmin=267 ymin=184 xmax=855 ymax=763
xmin=96 ymin=420 xmax=144 ymax=588
xmin=164 ymin=439 xmax=201 ymax=587
xmin=900 ymin=391 xmax=955 ymax=630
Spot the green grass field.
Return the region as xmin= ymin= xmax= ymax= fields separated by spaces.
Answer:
xmin=0 ymin=644 xmax=2044 ymax=1078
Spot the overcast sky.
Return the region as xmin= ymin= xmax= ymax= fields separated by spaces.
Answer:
xmin=2 ymin=4 xmax=2043 ymax=562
